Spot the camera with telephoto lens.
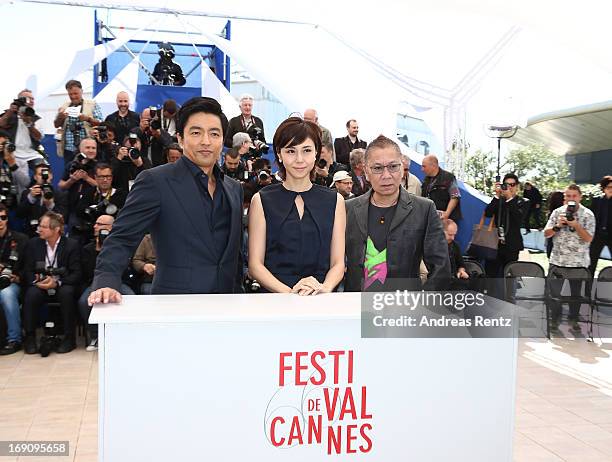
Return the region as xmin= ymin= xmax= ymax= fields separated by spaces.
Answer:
xmin=34 ymin=262 xmax=66 ymax=296
xmin=12 ymin=96 xmax=38 ymax=120
xmin=565 ymin=200 xmax=577 ymax=232
xmin=84 ymin=200 xmax=118 ymax=225
xmin=0 ymin=169 xmax=16 ymax=207
xmin=317 ymin=158 xmax=328 ymax=169
xmin=149 ymin=106 xmax=162 ymax=130
xmin=2 ymin=141 xmax=16 ymax=153
xmin=125 ymin=133 xmax=141 ymax=162
xmin=97 ymin=125 xmax=108 ymax=142
xmin=69 ymin=152 xmax=94 ymax=175
xmin=246 ymin=125 xmax=269 ymax=157
xmin=40 ymin=167 xmax=54 ymax=200
xmin=258 ymin=170 xmax=270 ymax=182
xmin=0 ymin=240 xmax=19 ymax=290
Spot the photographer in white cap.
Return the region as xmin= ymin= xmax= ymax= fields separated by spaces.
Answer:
xmin=332 ymin=170 xmax=354 ymax=200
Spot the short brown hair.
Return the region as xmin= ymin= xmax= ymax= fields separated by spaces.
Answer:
xmin=42 ymin=212 xmax=65 ymax=232
xmin=65 ymin=80 xmax=82 ymax=90
xmin=365 ymin=135 xmax=401 ymax=164
xmin=346 ymin=119 xmax=357 ymax=128
xmin=272 ymin=117 xmax=322 ymax=180
xmin=566 ymin=184 xmax=582 ymax=195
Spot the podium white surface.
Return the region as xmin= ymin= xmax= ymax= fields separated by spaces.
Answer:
xmin=91 ymin=293 xmax=517 ymax=461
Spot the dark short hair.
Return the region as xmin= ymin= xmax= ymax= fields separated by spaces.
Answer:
xmin=252 ymin=158 xmax=271 ymax=172
xmin=0 ymin=203 xmax=8 ymax=215
xmin=0 ymin=129 xmax=9 ymax=139
xmin=346 ymin=119 xmax=357 ymax=128
xmin=503 ymin=173 xmax=519 ymax=184
xmin=42 ymin=211 xmax=64 ymax=232
xmin=600 ymin=176 xmax=612 ymax=190
xmin=567 ymin=184 xmax=582 ymax=195
xmin=95 ymin=163 xmax=112 ymax=175
xmin=225 ymin=149 xmax=240 ymax=160
xmin=163 ymin=99 xmax=178 ymax=114
xmin=272 ymin=117 xmax=322 ymax=180
xmin=176 ymin=97 xmax=228 ymax=138
xmin=65 ymin=80 xmax=82 ymax=90
xmin=364 ymin=135 xmax=401 ymax=163
xmin=164 ymin=143 xmax=182 ymax=158
xmin=321 ymin=142 xmax=333 ymax=153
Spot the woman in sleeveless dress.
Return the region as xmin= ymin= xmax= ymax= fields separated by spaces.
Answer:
xmin=248 ymin=117 xmax=345 ymax=295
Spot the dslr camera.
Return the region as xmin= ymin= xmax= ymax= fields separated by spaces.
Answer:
xmin=84 ymin=200 xmax=118 ymax=225
xmin=125 ymin=133 xmax=141 ymax=162
xmin=246 ymin=125 xmax=269 ymax=159
xmin=0 ymin=240 xmax=19 ymax=290
xmin=0 ymin=169 xmax=17 ymax=207
xmin=149 ymin=106 xmax=162 ymax=131
xmin=69 ymin=152 xmax=95 ymax=175
xmin=565 ymin=200 xmax=577 ymax=232
xmin=40 ymin=167 xmax=54 ymax=200
xmin=34 ymin=263 xmax=66 ymax=296
xmin=12 ymin=96 xmax=38 ymax=120
xmin=1 ymin=140 xmax=16 ymax=154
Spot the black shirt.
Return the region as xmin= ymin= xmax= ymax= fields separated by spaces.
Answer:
xmin=364 ymin=202 xmax=397 ymax=291
xmin=182 ymin=157 xmax=230 ymax=260
xmin=105 ymin=110 xmax=140 ymax=147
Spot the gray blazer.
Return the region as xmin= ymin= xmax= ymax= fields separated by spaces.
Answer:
xmin=344 ymin=188 xmax=451 ymax=291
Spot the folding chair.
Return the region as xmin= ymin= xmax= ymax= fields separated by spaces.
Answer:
xmin=547 ymin=266 xmax=593 ymax=339
xmin=463 ymin=259 xmax=486 ymax=293
xmin=592 ymin=266 xmax=612 ymax=339
xmin=504 ymin=261 xmax=548 ymax=338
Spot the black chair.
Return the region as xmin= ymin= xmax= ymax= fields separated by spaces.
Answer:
xmin=504 ymin=261 xmax=548 ymax=338
xmin=462 ymin=258 xmax=486 ymax=293
xmin=547 ymin=266 xmax=593 ymax=339
xmin=592 ymin=266 xmax=612 ymax=339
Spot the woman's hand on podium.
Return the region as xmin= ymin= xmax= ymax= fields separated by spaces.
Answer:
xmin=291 ymin=277 xmax=329 ymax=296
xmin=88 ymin=288 xmax=122 ymax=306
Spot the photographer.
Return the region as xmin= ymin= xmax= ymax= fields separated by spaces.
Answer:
xmin=544 ymin=184 xmax=595 ymax=332
xmin=589 ymin=176 xmax=612 ymax=275
xmin=250 ymin=158 xmax=277 ymax=193
xmin=314 ymin=142 xmax=347 ymax=187
xmin=0 ymin=204 xmax=28 ymax=355
xmin=224 ymin=94 xmax=266 ymax=148
xmin=111 ymin=133 xmax=152 ymax=191
xmin=0 ymin=90 xmax=45 ymax=185
xmin=58 ymin=138 xmax=98 ymax=237
xmin=222 ymin=133 xmax=251 ymax=181
xmin=76 ymin=164 xmax=127 ymax=243
xmin=443 ymin=218 xmax=470 ymax=290
xmin=22 ymin=212 xmax=82 ymax=354
xmin=484 ymin=173 xmax=529 ymax=278
xmin=17 ymin=163 xmax=68 ymax=237
xmin=0 ymin=130 xmax=29 ymax=206
xmin=161 ymin=99 xmax=178 ymax=138
xmin=134 ymin=108 xmax=172 ymax=167
xmin=165 ymin=143 xmax=182 ymax=164
xmin=54 ymin=80 xmax=102 ymax=164
xmin=132 ymin=234 xmax=156 ymax=295
xmin=104 ymin=91 xmax=140 ymax=145
xmin=151 ymin=42 xmax=186 ymax=86
xmin=78 ymin=215 xmax=134 ymax=351
xmin=91 ymin=122 xmax=120 ymax=163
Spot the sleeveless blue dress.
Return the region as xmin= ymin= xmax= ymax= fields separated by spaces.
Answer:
xmin=259 ymin=183 xmax=337 ymax=289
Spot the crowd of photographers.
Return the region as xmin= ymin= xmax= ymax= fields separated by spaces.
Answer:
xmin=0 ymin=81 xmax=610 ymax=356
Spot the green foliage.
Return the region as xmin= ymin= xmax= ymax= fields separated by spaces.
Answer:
xmin=463 ymin=143 xmax=572 ymax=198
xmin=463 ymin=149 xmax=497 ymax=195
xmin=504 ymin=143 xmax=571 ymax=193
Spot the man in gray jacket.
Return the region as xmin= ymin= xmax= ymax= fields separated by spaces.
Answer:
xmin=344 ymin=135 xmax=450 ymax=291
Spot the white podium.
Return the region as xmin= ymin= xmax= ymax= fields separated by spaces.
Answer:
xmin=91 ymin=293 xmax=517 ymax=461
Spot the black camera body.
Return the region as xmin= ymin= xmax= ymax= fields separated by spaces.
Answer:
xmin=84 ymin=200 xmax=118 ymax=225
xmin=246 ymin=125 xmax=269 ymax=157
xmin=69 ymin=153 xmax=94 ymax=175
xmin=565 ymin=201 xmax=577 ymax=222
xmin=97 ymin=125 xmax=108 ymax=142
xmin=13 ymin=97 xmax=38 ymax=120
xmin=317 ymin=159 xmax=328 ymax=169
xmin=0 ymin=240 xmax=19 ymax=290
xmin=0 ymin=169 xmax=17 ymax=207
xmin=40 ymin=168 xmax=54 ymax=200
xmin=2 ymin=141 xmax=16 ymax=153
xmin=244 ymin=275 xmax=261 ymax=293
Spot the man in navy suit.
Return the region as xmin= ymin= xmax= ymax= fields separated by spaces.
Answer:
xmin=89 ymin=97 xmax=244 ymax=305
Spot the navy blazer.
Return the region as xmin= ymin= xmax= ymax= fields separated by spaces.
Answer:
xmin=92 ymin=157 xmax=244 ymax=294
xmin=23 ymin=235 xmax=82 ymax=287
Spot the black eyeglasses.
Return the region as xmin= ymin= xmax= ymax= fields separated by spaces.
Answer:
xmin=0 ymin=215 xmax=8 ymax=221
xmin=503 ymin=182 xmax=517 ymax=187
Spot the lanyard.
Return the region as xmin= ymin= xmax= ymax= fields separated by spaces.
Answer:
xmin=46 ymin=241 xmax=59 ymax=268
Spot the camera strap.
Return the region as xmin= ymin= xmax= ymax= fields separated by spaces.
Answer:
xmin=0 ymin=231 xmax=12 ymax=263
xmin=241 ymin=116 xmax=254 ymax=131
xmin=45 ymin=238 xmax=60 ymax=269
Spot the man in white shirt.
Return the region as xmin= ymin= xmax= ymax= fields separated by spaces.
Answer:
xmin=544 ymin=184 xmax=595 ymax=332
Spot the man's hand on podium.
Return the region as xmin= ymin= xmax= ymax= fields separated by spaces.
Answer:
xmin=88 ymin=288 xmax=122 ymax=306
